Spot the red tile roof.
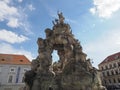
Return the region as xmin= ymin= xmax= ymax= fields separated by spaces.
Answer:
xmin=99 ymin=52 xmax=120 ymax=65
xmin=0 ymin=54 xmax=31 ymax=65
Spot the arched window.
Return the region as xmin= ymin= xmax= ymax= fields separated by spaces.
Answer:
xmin=101 ymin=66 xmax=104 ymax=70
xmin=111 ymin=70 xmax=114 ymax=75
xmin=109 ymin=79 xmax=111 ymax=83
xmin=107 ymin=71 xmax=110 ymax=76
xmin=113 ymin=63 xmax=116 ymax=67
xmin=118 ymin=62 xmax=120 ymax=67
xmin=113 ymin=78 xmax=116 ymax=83
xmin=109 ymin=64 xmax=112 ymax=69
xmin=104 ymin=80 xmax=106 ymax=84
xmin=102 ymin=72 xmax=105 ymax=76
xmin=8 ymin=75 xmax=13 ymax=83
xmin=115 ymin=69 xmax=118 ymax=75
xmin=118 ymin=78 xmax=120 ymax=83
xmin=105 ymin=65 xmax=108 ymax=69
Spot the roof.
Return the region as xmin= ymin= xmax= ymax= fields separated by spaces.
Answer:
xmin=99 ymin=52 xmax=120 ymax=65
xmin=0 ymin=54 xmax=31 ymax=65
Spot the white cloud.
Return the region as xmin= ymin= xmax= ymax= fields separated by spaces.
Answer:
xmin=90 ymin=0 xmax=120 ymax=18
xmin=0 ymin=0 xmax=19 ymax=23
xmin=7 ymin=18 xmax=19 ymax=28
xmin=0 ymin=42 xmax=34 ymax=61
xmin=0 ymin=29 xmax=29 ymax=44
xmin=28 ymin=4 xmax=35 ymax=11
xmin=83 ymin=29 xmax=120 ymax=68
xmin=0 ymin=0 xmax=32 ymax=34
xmin=90 ymin=8 xmax=96 ymax=15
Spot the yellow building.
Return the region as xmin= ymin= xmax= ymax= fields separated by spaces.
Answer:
xmin=99 ymin=52 xmax=120 ymax=89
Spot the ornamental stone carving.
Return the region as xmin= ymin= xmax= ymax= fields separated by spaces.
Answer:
xmin=24 ymin=12 xmax=106 ymax=90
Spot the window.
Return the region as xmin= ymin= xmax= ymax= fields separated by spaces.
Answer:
xmin=101 ymin=67 xmax=104 ymax=70
xmin=109 ymin=64 xmax=112 ymax=69
xmin=24 ymin=69 xmax=27 ymax=72
xmin=113 ymin=78 xmax=116 ymax=83
xmin=0 ymin=67 xmax=1 ymax=72
xmin=104 ymin=80 xmax=106 ymax=84
xmin=105 ymin=65 xmax=108 ymax=69
xmin=107 ymin=71 xmax=110 ymax=76
xmin=118 ymin=78 xmax=120 ymax=83
xmin=10 ymin=67 xmax=15 ymax=72
xmin=23 ymin=68 xmax=29 ymax=73
xmin=111 ymin=70 xmax=114 ymax=75
xmin=11 ymin=69 xmax=14 ymax=72
xmin=113 ymin=63 xmax=116 ymax=67
xmin=109 ymin=79 xmax=111 ymax=83
xmin=102 ymin=72 xmax=105 ymax=76
xmin=22 ymin=76 xmax=24 ymax=83
xmin=1 ymin=59 xmax=5 ymax=61
xmin=8 ymin=75 xmax=13 ymax=83
xmin=19 ymin=60 xmax=23 ymax=62
xmin=115 ymin=70 xmax=118 ymax=75
xmin=118 ymin=62 xmax=120 ymax=67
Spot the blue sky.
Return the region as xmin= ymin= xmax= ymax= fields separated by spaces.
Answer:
xmin=0 ymin=0 xmax=120 ymax=68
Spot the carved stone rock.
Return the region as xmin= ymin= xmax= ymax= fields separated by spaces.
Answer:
xmin=24 ymin=12 xmax=106 ymax=90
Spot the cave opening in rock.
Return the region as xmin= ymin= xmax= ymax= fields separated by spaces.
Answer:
xmin=52 ymin=50 xmax=60 ymax=63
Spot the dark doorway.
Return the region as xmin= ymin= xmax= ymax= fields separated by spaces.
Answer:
xmin=49 ymin=87 xmax=53 ymax=90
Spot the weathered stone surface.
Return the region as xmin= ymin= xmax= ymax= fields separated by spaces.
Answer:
xmin=24 ymin=12 xmax=106 ymax=90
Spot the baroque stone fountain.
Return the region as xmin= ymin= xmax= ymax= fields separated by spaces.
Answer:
xmin=24 ymin=12 xmax=106 ymax=90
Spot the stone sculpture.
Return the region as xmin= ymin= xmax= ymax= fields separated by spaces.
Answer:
xmin=24 ymin=12 xmax=106 ymax=90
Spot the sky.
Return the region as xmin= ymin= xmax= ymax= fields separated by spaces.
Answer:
xmin=0 ymin=0 xmax=120 ymax=68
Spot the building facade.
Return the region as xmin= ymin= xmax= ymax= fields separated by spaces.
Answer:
xmin=0 ymin=54 xmax=31 ymax=90
xmin=99 ymin=52 xmax=120 ymax=90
